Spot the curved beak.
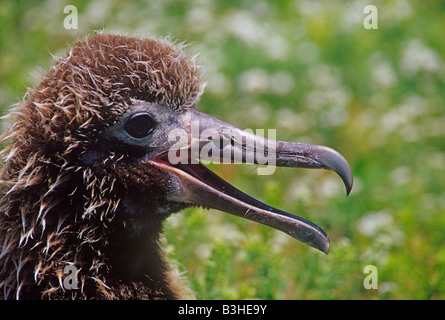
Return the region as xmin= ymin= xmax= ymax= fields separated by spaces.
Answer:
xmin=149 ymin=108 xmax=353 ymax=254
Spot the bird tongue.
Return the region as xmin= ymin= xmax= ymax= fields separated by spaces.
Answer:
xmin=148 ymin=108 xmax=352 ymax=254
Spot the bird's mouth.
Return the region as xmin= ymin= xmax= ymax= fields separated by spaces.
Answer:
xmin=148 ymin=108 xmax=353 ymax=254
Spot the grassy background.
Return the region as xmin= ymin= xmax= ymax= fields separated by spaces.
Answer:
xmin=1 ymin=0 xmax=445 ymax=299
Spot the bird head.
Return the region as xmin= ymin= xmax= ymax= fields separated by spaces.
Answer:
xmin=0 ymin=33 xmax=352 ymax=299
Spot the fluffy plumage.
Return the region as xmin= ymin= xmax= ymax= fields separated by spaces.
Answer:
xmin=0 ymin=33 xmax=204 ymax=299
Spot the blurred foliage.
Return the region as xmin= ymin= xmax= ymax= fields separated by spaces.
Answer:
xmin=1 ymin=0 xmax=445 ymax=299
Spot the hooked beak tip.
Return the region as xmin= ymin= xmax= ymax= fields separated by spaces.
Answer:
xmin=311 ymin=145 xmax=353 ymax=196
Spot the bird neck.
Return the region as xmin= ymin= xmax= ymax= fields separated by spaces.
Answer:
xmin=0 ymin=165 xmax=186 ymax=299
xmin=104 ymin=196 xmax=188 ymax=299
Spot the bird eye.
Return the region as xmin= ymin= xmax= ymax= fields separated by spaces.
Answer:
xmin=124 ymin=114 xmax=156 ymax=138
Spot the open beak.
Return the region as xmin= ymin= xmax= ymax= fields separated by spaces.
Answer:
xmin=149 ymin=108 xmax=353 ymax=254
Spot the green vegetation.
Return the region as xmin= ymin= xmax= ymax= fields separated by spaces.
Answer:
xmin=1 ymin=0 xmax=444 ymax=299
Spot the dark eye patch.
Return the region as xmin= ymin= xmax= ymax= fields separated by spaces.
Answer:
xmin=124 ymin=114 xmax=156 ymax=138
